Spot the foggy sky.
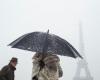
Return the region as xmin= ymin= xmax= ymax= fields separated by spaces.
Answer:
xmin=0 ymin=0 xmax=100 ymax=80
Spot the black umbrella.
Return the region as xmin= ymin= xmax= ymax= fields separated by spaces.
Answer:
xmin=8 ymin=30 xmax=83 ymax=59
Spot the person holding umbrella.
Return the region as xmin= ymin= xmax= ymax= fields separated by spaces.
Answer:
xmin=8 ymin=30 xmax=83 ymax=80
xmin=0 ymin=57 xmax=18 ymax=80
xmin=32 ymin=52 xmax=63 ymax=80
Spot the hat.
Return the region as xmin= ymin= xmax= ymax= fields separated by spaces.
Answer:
xmin=10 ymin=57 xmax=18 ymax=63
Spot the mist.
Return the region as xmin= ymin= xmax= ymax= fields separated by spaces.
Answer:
xmin=0 ymin=0 xmax=100 ymax=80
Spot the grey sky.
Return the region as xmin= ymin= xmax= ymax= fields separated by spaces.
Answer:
xmin=0 ymin=0 xmax=100 ymax=80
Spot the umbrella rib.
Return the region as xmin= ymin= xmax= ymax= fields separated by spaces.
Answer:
xmin=9 ymin=33 xmax=29 ymax=47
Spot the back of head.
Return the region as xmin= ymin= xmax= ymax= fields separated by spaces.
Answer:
xmin=43 ymin=53 xmax=60 ymax=71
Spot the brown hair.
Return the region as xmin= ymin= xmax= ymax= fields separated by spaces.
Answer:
xmin=10 ymin=57 xmax=18 ymax=63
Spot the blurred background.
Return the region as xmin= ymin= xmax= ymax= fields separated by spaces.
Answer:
xmin=0 ymin=0 xmax=100 ymax=80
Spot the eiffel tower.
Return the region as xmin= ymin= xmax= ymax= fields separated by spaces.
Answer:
xmin=73 ymin=23 xmax=93 ymax=80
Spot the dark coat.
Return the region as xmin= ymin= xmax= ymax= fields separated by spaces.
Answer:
xmin=0 ymin=64 xmax=16 ymax=80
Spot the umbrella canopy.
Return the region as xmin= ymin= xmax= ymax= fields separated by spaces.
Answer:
xmin=9 ymin=30 xmax=83 ymax=59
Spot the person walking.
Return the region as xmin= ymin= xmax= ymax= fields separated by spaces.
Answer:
xmin=32 ymin=53 xmax=63 ymax=80
xmin=0 ymin=57 xmax=18 ymax=80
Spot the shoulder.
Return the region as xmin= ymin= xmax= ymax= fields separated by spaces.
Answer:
xmin=0 ymin=65 xmax=10 ymax=76
xmin=1 ymin=65 xmax=10 ymax=71
xmin=1 ymin=65 xmax=9 ymax=69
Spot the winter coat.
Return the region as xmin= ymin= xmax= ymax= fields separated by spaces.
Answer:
xmin=0 ymin=64 xmax=16 ymax=80
xmin=32 ymin=54 xmax=63 ymax=80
